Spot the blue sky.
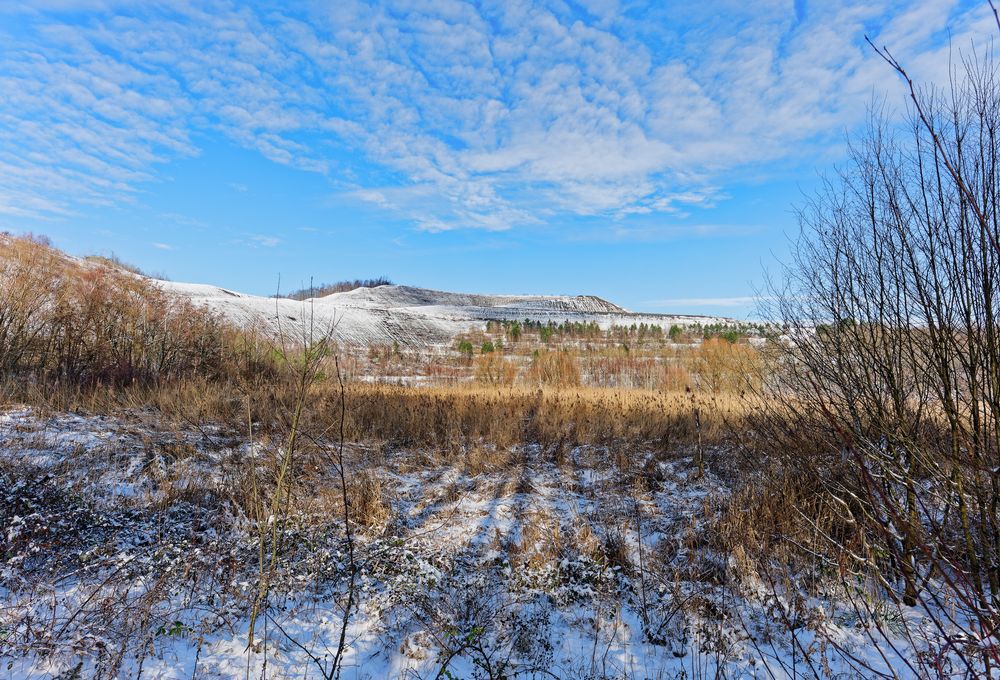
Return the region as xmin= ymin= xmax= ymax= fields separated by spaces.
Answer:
xmin=0 ymin=0 xmax=996 ymax=317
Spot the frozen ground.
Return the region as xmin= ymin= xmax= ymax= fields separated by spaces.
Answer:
xmin=0 ymin=407 xmax=948 ymax=679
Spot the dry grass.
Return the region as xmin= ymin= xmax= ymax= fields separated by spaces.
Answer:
xmin=511 ymin=508 xmax=565 ymax=569
xmin=311 ymin=467 xmax=392 ymax=533
xmin=10 ymin=377 xmax=753 ymax=456
xmin=331 ymin=383 xmax=749 ymax=452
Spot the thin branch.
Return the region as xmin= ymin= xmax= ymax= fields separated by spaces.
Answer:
xmin=864 ymin=36 xmax=1000 ymax=254
xmin=330 ymin=354 xmax=356 ymax=679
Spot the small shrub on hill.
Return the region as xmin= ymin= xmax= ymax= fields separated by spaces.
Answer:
xmin=527 ymin=349 xmax=580 ymax=387
xmin=474 ymin=353 xmax=517 ymax=386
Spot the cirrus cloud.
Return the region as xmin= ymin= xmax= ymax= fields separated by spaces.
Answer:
xmin=0 ymin=0 xmax=995 ymax=231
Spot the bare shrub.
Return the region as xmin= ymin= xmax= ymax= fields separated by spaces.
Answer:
xmin=474 ymin=351 xmax=517 ymax=386
xmin=526 ymin=349 xmax=580 ymax=387
xmin=752 ymin=20 xmax=1000 ymax=676
xmin=657 ymin=362 xmax=692 ymax=391
xmin=0 ymin=234 xmax=266 ymax=388
xmin=693 ymin=338 xmax=762 ymax=393
xmin=0 ymin=234 xmax=62 ymax=374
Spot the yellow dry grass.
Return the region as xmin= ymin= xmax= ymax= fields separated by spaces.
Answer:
xmin=332 ymin=383 xmax=751 ymax=450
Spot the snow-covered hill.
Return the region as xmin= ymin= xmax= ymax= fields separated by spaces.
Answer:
xmin=156 ymin=280 xmax=733 ymax=346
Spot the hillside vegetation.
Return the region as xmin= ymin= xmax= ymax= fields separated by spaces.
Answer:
xmin=0 ymin=234 xmax=265 ymax=388
xmin=284 ymin=276 xmax=394 ymax=300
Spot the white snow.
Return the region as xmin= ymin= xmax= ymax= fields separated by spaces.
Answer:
xmin=156 ymin=280 xmax=735 ymax=346
xmin=0 ymin=408 xmax=969 ymax=679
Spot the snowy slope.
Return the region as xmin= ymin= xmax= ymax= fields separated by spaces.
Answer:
xmin=155 ymin=280 xmax=734 ymax=346
xmin=0 ymin=236 xmax=735 ymax=346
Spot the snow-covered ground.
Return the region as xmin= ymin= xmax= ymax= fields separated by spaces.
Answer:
xmin=156 ymin=280 xmax=735 ymax=346
xmin=0 ymin=407 xmax=952 ymax=679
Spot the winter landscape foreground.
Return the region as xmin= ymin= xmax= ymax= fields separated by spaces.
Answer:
xmin=0 ymin=406 xmax=948 ymax=679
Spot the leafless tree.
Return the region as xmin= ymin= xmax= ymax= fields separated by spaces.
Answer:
xmin=758 ymin=7 xmax=1000 ymax=675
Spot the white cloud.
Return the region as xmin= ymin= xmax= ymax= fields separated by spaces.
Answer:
xmin=0 ymin=0 xmax=996 ymax=233
xmin=152 ymin=241 xmax=173 ymax=250
xmin=251 ymin=235 xmax=281 ymax=247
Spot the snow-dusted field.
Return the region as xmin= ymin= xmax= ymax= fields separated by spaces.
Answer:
xmin=0 ymin=407 xmax=942 ymax=679
xmin=156 ymin=280 xmax=734 ymax=346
